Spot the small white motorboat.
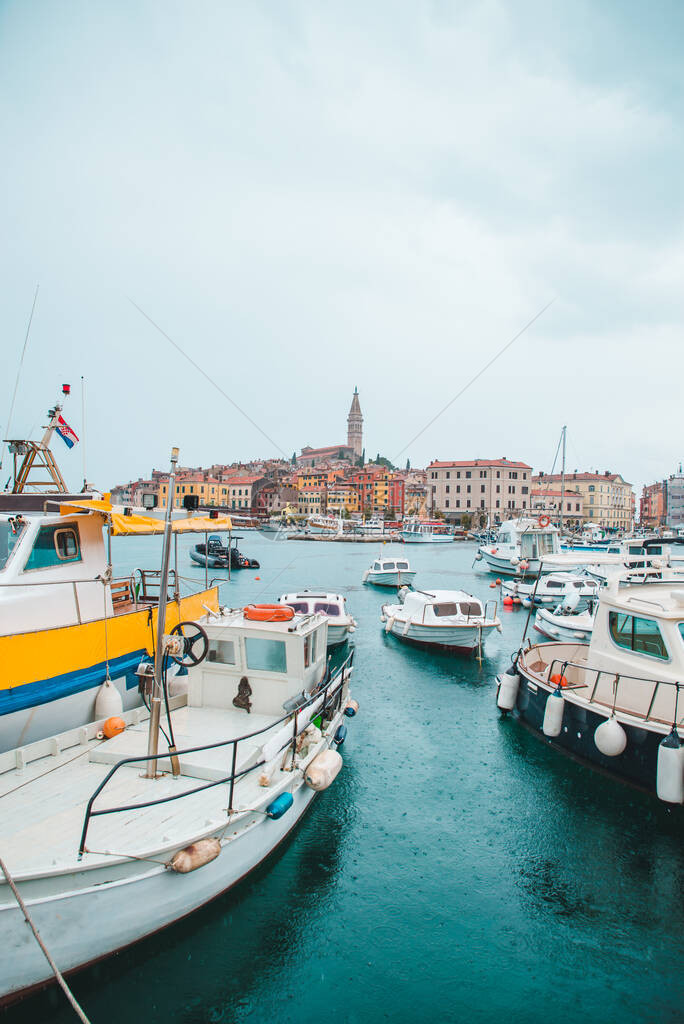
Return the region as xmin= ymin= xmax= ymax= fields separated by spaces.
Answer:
xmin=278 ymin=591 xmax=356 ymax=647
xmin=381 ymin=588 xmax=500 ymax=654
xmin=363 ymin=556 xmax=417 ymax=588
xmin=534 ymin=600 xmax=597 ymax=642
xmin=401 ymin=520 xmax=453 ymax=543
xmin=501 ymin=571 xmax=599 ymax=608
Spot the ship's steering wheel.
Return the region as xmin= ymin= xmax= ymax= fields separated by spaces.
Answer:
xmin=168 ymin=621 xmax=209 ymax=666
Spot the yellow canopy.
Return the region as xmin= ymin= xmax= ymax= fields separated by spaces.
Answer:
xmin=59 ymin=499 xmax=233 ymax=536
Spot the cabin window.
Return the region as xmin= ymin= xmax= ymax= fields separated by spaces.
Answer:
xmin=433 ymin=602 xmax=459 ymax=616
xmin=24 ymin=524 xmax=81 ymax=570
xmin=207 ymin=639 xmax=237 ymax=665
xmin=538 ymin=533 xmax=556 ymax=554
xmin=397 ymin=561 xmax=409 ymax=569
xmin=385 ymin=562 xmax=396 ymax=570
xmin=609 ymin=612 xmax=668 ymax=660
xmin=245 ymin=637 xmax=287 ymax=673
xmin=373 ymin=562 xmax=381 ymax=570
xmin=0 ymin=518 xmax=27 ymax=571
xmin=314 ymin=602 xmax=340 ymax=616
xmin=459 ymin=601 xmax=482 ymax=616
xmin=287 ymin=602 xmax=309 ymax=614
xmin=547 ymin=581 xmax=563 ymax=589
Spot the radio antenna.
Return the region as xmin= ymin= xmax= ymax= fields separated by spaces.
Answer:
xmin=1 ymin=284 xmax=39 ymax=476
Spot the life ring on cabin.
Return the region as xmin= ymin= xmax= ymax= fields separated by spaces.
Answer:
xmin=244 ymin=604 xmax=294 ymax=622
xmin=537 ymin=515 xmax=551 ymax=528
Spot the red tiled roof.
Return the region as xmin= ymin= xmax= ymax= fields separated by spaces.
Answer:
xmin=228 ymin=476 xmax=263 ymax=486
xmin=429 ymin=459 xmax=532 ymax=470
xmin=534 ymin=472 xmax=631 ymax=485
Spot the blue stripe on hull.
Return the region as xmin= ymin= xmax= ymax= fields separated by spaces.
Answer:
xmin=0 ymin=650 xmax=147 ymax=716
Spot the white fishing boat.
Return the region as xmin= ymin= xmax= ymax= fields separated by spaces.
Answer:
xmin=401 ymin=520 xmax=453 ymax=543
xmin=363 ymin=556 xmax=417 ymax=588
xmin=0 ymin=449 xmax=357 ymax=1003
xmin=278 ymin=591 xmax=357 ymax=647
xmin=351 ymin=515 xmax=385 ymax=536
xmin=496 ymin=574 xmax=684 ymax=802
xmin=534 ymin=601 xmax=597 ymax=642
xmin=501 ymin=571 xmax=599 ymax=607
xmin=381 ymin=588 xmax=500 ymax=654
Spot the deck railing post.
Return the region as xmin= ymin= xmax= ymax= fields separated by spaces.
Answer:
xmin=228 ymin=741 xmax=238 ymax=813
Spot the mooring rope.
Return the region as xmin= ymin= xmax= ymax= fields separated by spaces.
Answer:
xmin=0 ymin=852 xmax=92 ymax=1023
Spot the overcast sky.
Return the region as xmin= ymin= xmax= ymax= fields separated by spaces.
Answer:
xmin=1 ymin=1 xmax=682 ymax=495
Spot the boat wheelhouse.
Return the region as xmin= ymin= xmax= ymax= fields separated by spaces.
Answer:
xmin=497 ymin=577 xmax=684 ymax=802
xmin=363 ymin=556 xmax=417 ymax=588
xmin=278 ymin=591 xmax=356 ymax=647
xmin=381 ymin=588 xmax=500 ymax=654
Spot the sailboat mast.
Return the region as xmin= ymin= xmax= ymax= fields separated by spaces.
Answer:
xmin=145 ymin=445 xmax=179 ymax=779
xmin=559 ymin=425 xmax=566 ymax=533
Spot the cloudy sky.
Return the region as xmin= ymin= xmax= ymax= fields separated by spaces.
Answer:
xmin=1 ymin=1 xmax=682 ymax=495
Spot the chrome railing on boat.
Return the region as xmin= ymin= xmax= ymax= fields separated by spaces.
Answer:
xmin=77 ymin=648 xmax=354 ymax=857
xmin=526 ymin=652 xmax=683 ymax=729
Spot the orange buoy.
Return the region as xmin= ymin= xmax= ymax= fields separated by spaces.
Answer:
xmin=103 ymin=716 xmax=125 ymax=738
xmin=503 ymin=595 xmax=513 ymax=606
xmin=495 ymin=578 xmax=502 ymax=585
xmin=254 ymin=576 xmax=261 ymax=580
xmin=489 ymin=582 xmax=496 ymax=588
xmin=244 ymin=603 xmax=294 ymax=622
xmin=550 ymin=673 xmax=569 ymax=689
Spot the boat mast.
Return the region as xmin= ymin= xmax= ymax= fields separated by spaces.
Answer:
xmin=145 ymin=445 xmax=178 ymax=779
xmin=559 ymin=425 xmax=566 ymax=533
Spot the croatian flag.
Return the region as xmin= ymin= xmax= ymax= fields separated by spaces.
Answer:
xmin=56 ymin=415 xmax=79 ymax=449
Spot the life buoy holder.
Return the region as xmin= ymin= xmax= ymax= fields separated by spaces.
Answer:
xmin=538 ymin=515 xmax=551 ymax=528
xmin=244 ymin=604 xmax=295 ymax=622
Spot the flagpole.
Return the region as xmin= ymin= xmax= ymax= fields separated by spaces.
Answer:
xmin=81 ymin=376 xmax=87 ymax=491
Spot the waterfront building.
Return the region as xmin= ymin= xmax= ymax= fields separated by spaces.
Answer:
xmin=640 ymin=480 xmax=667 ymax=529
xmin=533 ymin=471 xmax=633 ymax=532
xmin=327 ymin=484 xmax=359 ymax=515
xmin=427 ymin=458 xmax=532 ymax=525
xmin=297 ymin=485 xmax=327 ymax=516
xmin=666 ymin=468 xmax=684 ymax=530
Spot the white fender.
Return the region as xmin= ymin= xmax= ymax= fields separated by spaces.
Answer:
xmin=656 ymin=730 xmax=684 ymax=803
xmin=594 ymin=715 xmax=627 ymax=757
xmin=385 ymin=615 xmax=396 ymax=634
xmin=305 ymin=748 xmax=343 ymax=791
xmin=542 ymin=689 xmax=564 ymax=737
xmin=95 ymin=678 xmax=123 ymax=718
xmin=402 ymin=617 xmax=412 ymax=636
xmin=496 ymin=668 xmax=520 ymax=711
xmin=362 ymin=570 xmax=369 ymax=582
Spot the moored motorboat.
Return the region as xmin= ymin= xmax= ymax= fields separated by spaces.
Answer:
xmin=501 ymin=571 xmax=599 ymax=608
xmin=363 ymin=556 xmax=416 ymax=588
xmin=496 ymin=575 xmax=684 ymax=802
xmin=401 ymin=520 xmax=453 ymax=543
xmin=477 ymin=517 xmax=627 ymax=577
xmin=381 ymin=588 xmax=500 ymax=654
xmin=534 ymin=600 xmax=597 ymax=642
xmin=0 ymin=449 xmax=357 ymax=1003
xmin=278 ymin=591 xmax=357 ymax=647
xmin=190 ymin=535 xmax=259 ymax=569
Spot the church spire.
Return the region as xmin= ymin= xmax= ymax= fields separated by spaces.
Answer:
xmin=347 ymin=387 xmax=363 ymax=458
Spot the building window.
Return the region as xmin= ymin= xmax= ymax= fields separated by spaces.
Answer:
xmin=445 ymin=500 xmax=450 ymax=508
xmin=522 ymin=486 xmax=528 ymax=494
xmin=480 ymin=485 xmax=485 ymax=493
xmin=465 ymin=471 xmax=471 ymax=478
xmin=467 ymin=485 xmax=471 ymax=493
xmin=446 ymin=485 xmax=450 ymax=494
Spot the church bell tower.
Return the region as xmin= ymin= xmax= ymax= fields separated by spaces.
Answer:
xmin=347 ymin=387 xmax=363 ymax=459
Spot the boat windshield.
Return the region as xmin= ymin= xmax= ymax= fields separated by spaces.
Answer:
xmin=314 ymin=602 xmax=340 ymax=616
xmin=433 ymin=602 xmax=459 ymax=617
xmin=397 ymin=561 xmax=409 ymax=569
xmin=0 ymin=518 xmax=27 ymax=571
xmin=287 ymin=601 xmax=310 ymax=613
xmin=459 ymin=601 xmax=482 ymax=616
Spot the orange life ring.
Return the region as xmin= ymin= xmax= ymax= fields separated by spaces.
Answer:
xmin=538 ymin=515 xmax=551 ymax=528
xmin=244 ymin=603 xmax=295 ymax=622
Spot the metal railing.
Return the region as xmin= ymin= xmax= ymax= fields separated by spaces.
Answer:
xmin=525 ymin=652 xmax=683 ymax=728
xmin=77 ymin=648 xmax=354 ymax=857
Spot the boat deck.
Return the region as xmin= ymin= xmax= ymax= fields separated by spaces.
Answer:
xmin=0 ymin=702 xmax=286 ymax=881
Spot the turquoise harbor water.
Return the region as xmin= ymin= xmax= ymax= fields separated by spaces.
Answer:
xmin=6 ymin=536 xmax=684 ymax=1023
